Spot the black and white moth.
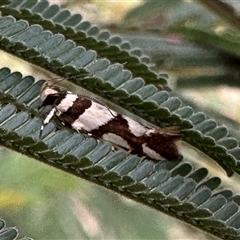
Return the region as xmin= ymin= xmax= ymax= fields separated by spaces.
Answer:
xmin=39 ymin=82 xmax=182 ymax=161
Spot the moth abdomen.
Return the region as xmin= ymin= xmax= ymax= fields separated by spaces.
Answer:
xmin=143 ymin=130 xmax=182 ymax=161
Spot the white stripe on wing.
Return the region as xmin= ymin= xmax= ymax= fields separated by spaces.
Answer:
xmin=71 ymin=101 xmax=116 ymax=132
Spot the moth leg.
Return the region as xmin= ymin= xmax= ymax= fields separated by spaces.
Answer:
xmin=39 ymin=108 xmax=56 ymax=138
xmin=110 ymin=142 xmax=132 ymax=153
xmin=79 ymin=128 xmax=89 ymax=135
xmin=38 ymin=103 xmax=43 ymax=111
xmin=74 ymin=127 xmax=89 ymax=135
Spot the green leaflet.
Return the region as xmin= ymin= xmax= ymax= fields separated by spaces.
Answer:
xmin=0 ymin=68 xmax=240 ymax=239
xmin=0 ymin=218 xmax=19 ymax=240
xmin=0 ymin=1 xmax=240 ymax=238
xmin=0 ymin=0 xmax=167 ymax=86
xmin=0 ymin=15 xmax=239 ymax=176
xmin=0 ymin=217 xmax=32 ymax=239
xmin=170 ymin=26 xmax=240 ymax=58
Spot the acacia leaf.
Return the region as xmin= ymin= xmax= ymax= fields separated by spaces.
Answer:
xmin=0 ymin=68 xmax=239 ymax=239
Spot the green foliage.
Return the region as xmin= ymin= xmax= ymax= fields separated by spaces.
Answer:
xmin=0 ymin=0 xmax=240 ymax=239
xmin=0 ymin=0 xmax=166 ymax=85
xmin=0 ymin=12 xmax=239 ymax=176
xmin=0 ymin=218 xmax=31 ymax=240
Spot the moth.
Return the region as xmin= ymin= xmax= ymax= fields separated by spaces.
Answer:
xmin=39 ymin=81 xmax=182 ymax=161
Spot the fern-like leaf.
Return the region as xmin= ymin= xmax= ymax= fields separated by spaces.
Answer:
xmin=0 ymin=218 xmax=32 ymax=240
xmin=0 ymin=15 xmax=239 ymax=176
xmin=0 ymin=68 xmax=239 ymax=239
xmin=0 ymin=0 xmax=168 ymax=86
xmin=0 ymin=1 xmax=240 ymax=238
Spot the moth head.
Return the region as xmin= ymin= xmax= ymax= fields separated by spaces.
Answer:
xmin=40 ymin=81 xmax=64 ymax=106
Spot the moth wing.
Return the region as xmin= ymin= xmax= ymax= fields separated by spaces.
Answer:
xmin=158 ymin=126 xmax=181 ymax=138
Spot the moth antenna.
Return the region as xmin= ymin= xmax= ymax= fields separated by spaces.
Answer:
xmin=39 ymin=126 xmax=44 ymax=139
xmin=39 ymin=108 xmax=56 ymax=139
xmin=45 ymin=76 xmax=116 ymax=117
xmin=50 ymin=77 xmax=68 ymax=84
xmin=49 ymin=72 xmax=90 ymax=84
xmin=46 ymin=76 xmax=115 ymax=117
xmin=48 ymin=65 xmax=126 ymax=85
xmin=78 ymin=94 xmax=116 ymax=118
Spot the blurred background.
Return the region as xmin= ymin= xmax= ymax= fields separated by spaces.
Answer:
xmin=1 ymin=0 xmax=240 ymax=239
